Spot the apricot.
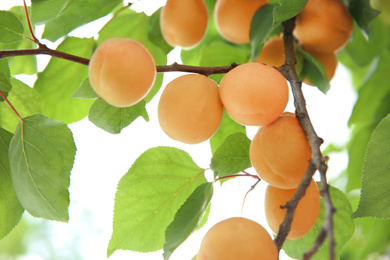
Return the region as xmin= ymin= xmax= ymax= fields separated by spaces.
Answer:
xmin=219 ymin=62 xmax=288 ymax=126
xmin=249 ymin=112 xmax=312 ymax=189
xmin=255 ymin=36 xmax=285 ymax=68
xmin=158 ymin=74 xmax=223 ymax=144
xmin=160 ymin=0 xmax=208 ymax=48
xmin=264 ymin=179 xmax=320 ymax=240
xmin=294 ymin=0 xmax=354 ymax=53
xmin=302 ymin=49 xmax=338 ymax=86
xmin=198 ymin=217 xmax=278 ymax=260
xmin=88 ymin=38 xmax=156 ymax=108
xmin=214 ymin=0 xmax=268 ymax=44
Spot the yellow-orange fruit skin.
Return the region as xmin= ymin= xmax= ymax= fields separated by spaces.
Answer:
xmin=264 ymin=179 xmax=320 ymax=240
xmin=198 ymin=217 xmax=278 ymax=260
xmin=160 ymin=0 xmax=208 ymax=48
xmin=294 ymin=0 xmax=353 ymax=53
xmin=249 ymin=113 xmax=312 ymax=189
xmin=214 ymin=0 xmax=268 ymax=44
xmin=158 ymin=74 xmax=223 ymax=144
xmin=219 ymin=62 xmax=288 ymax=126
xmin=88 ymin=38 xmax=156 ymax=108
xmin=255 ymin=36 xmax=285 ymax=68
xmin=303 ymin=50 xmax=338 ymax=86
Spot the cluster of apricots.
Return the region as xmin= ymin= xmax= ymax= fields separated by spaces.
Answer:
xmin=257 ymin=0 xmax=353 ymax=85
xmin=87 ymin=0 xmax=355 ymax=257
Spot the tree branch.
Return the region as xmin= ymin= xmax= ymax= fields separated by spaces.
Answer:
xmin=273 ymin=17 xmax=334 ymax=259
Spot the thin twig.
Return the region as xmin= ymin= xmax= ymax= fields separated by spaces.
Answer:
xmin=273 ymin=17 xmax=334 ymax=259
xmin=0 ymin=91 xmax=22 ymax=121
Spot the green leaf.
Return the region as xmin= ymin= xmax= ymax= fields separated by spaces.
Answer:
xmin=210 ymin=111 xmax=246 ymax=154
xmin=343 ymin=19 xmax=388 ymax=67
xmin=349 ymin=0 xmax=380 ymax=36
xmin=0 ymin=11 xmax=24 ymax=44
xmin=283 ymin=184 xmax=355 ymax=260
xmin=8 ymin=114 xmax=76 ymax=222
xmin=353 ymin=113 xmax=390 ymax=219
xmin=163 ymin=182 xmax=213 ymax=260
xmin=31 ymin=0 xmax=70 ymax=24
xmin=88 ymin=99 xmax=149 ymax=134
xmin=0 ymin=6 xmax=37 ymax=76
xmin=298 ymin=48 xmax=330 ymax=93
xmin=199 ymin=41 xmax=250 ymax=83
xmin=0 ymin=59 xmax=11 ymax=92
xmin=348 ymin=52 xmax=390 ymax=126
xmin=72 ymin=78 xmax=98 ymax=99
xmin=250 ymin=4 xmax=276 ymax=61
xmin=34 ymin=37 xmax=94 ymax=124
xmin=108 ymin=147 xmax=206 ymax=256
xmin=273 ymin=0 xmax=308 ymax=24
xmin=41 ymin=0 xmax=122 ymax=42
xmin=210 ymin=132 xmax=251 ymax=178
xmin=0 ymin=128 xmax=24 ymax=239
xmin=0 ymin=78 xmax=43 ymax=133
xmin=148 ymin=8 xmax=173 ymax=55
xmin=97 ymin=9 xmax=166 ymax=104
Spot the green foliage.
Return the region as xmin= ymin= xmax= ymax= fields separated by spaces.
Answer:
xmin=0 ymin=128 xmax=24 ymax=239
xmin=39 ymin=0 xmax=122 ymax=42
xmin=0 ymin=11 xmax=24 ymax=44
xmin=283 ymin=184 xmax=355 ymax=260
xmin=88 ymin=99 xmax=149 ymax=134
xmin=163 ymin=182 xmax=213 ymax=260
xmin=349 ymin=0 xmax=380 ymax=36
xmin=210 ymin=132 xmax=251 ymax=178
xmin=108 ymin=147 xmax=206 ymax=256
xmin=34 ymin=37 xmax=94 ymax=124
xmin=353 ymin=113 xmax=390 ymax=219
xmin=8 ymin=114 xmax=76 ymax=222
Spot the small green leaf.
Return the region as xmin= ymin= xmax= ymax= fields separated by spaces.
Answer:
xmin=0 ymin=11 xmax=24 ymax=43
xmin=72 ymin=78 xmax=98 ymax=99
xmin=349 ymin=0 xmax=380 ymax=37
xmin=31 ymin=0 xmax=70 ymax=24
xmin=0 ymin=128 xmax=24 ymax=239
xmin=41 ymin=0 xmax=122 ymax=42
xmin=8 ymin=114 xmax=76 ymax=222
xmin=148 ymin=8 xmax=173 ymax=55
xmin=210 ymin=132 xmax=251 ymax=179
xmin=210 ymin=111 xmax=246 ymax=154
xmin=0 ymin=78 xmax=43 ymax=133
xmin=88 ymin=99 xmax=149 ymax=134
xmin=0 ymin=59 xmax=11 ymax=92
xmin=34 ymin=37 xmax=94 ymax=124
xmin=163 ymin=182 xmax=213 ymax=260
xmin=250 ymin=4 xmax=276 ymax=61
xmin=298 ymin=48 xmax=330 ymax=93
xmin=353 ymin=113 xmax=390 ymax=219
xmin=108 ymin=147 xmax=206 ymax=256
xmin=283 ymin=184 xmax=355 ymax=260
xmin=273 ymin=0 xmax=308 ymax=24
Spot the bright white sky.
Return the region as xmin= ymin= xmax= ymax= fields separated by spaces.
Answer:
xmin=0 ymin=1 xmax=356 ymax=260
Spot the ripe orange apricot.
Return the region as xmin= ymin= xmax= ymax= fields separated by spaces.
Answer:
xmin=302 ymin=49 xmax=338 ymax=86
xmin=88 ymin=38 xmax=156 ymax=108
xmin=160 ymin=0 xmax=208 ymax=48
xmin=158 ymin=74 xmax=223 ymax=144
xmin=264 ymin=179 xmax=320 ymax=240
xmin=198 ymin=217 xmax=278 ymax=260
xmin=214 ymin=0 xmax=268 ymax=44
xmin=294 ymin=0 xmax=353 ymax=53
xmin=255 ymin=36 xmax=285 ymax=68
xmin=219 ymin=62 xmax=288 ymax=126
xmin=249 ymin=112 xmax=312 ymax=189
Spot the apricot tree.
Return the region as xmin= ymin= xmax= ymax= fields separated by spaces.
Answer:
xmin=0 ymin=0 xmax=389 ymax=259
